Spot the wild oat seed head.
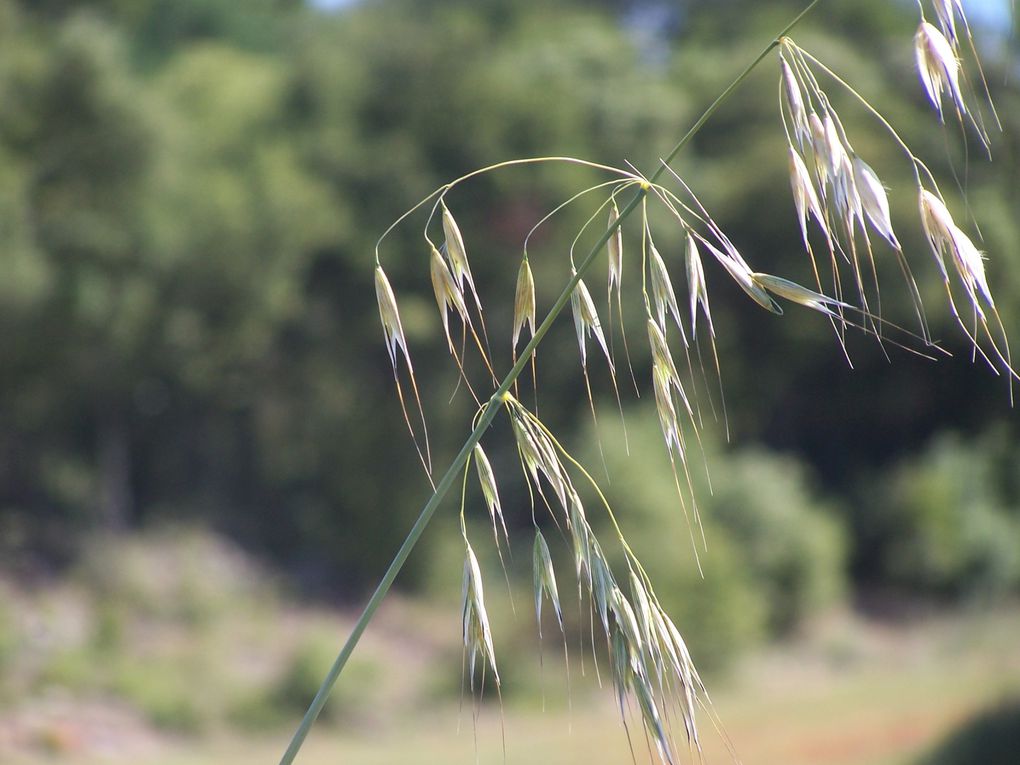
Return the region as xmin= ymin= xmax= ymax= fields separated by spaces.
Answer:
xmin=429 ymin=243 xmax=468 ymax=349
xmin=780 ymin=55 xmax=809 ymax=146
xmin=809 ymin=112 xmax=832 ymax=186
xmin=607 ymin=202 xmax=623 ymax=295
xmin=610 ymin=586 xmax=643 ymax=656
xmin=462 ymin=544 xmax=499 ymax=684
xmin=788 ymin=147 xmax=827 ymax=249
xmin=649 ymin=243 xmax=683 ymax=335
xmin=374 ymin=265 xmax=411 ymax=369
xmin=919 ymin=188 xmax=956 ymax=279
xmin=853 ymin=156 xmax=899 ymax=248
xmin=532 ymin=530 xmax=562 ymax=633
xmin=474 ymin=444 xmax=506 ymax=541
xmin=647 ymin=319 xmax=681 ymax=391
xmin=949 ymin=225 xmax=994 ymax=312
xmin=714 ymin=247 xmax=783 ymax=314
xmin=915 ymin=21 xmax=965 ymax=119
xmin=512 ymin=258 xmax=537 ymax=349
xmin=570 ymin=270 xmax=612 ymax=370
xmin=934 ymin=0 xmax=964 ymax=44
xmin=441 ymin=203 xmax=475 ymax=293
xmin=752 ymin=272 xmax=846 ymax=317
xmin=684 ymin=233 xmax=712 ymax=337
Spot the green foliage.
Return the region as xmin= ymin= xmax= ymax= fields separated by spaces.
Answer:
xmin=857 ymin=430 xmax=1020 ymax=598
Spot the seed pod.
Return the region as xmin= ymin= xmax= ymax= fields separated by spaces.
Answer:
xmin=461 ymin=544 xmax=499 ymax=685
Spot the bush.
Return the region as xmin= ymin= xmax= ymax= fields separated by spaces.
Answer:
xmin=857 ymin=431 xmax=1020 ymax=598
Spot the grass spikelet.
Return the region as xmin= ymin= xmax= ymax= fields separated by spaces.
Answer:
xmin=649 ymin=243 xmax=684 ymax=336
xmin=752 ymin=272 xmax=850 ymax=318
xmin=788 ymin=146 xmax=828 ymax=251
xmin=711 ymin=245 xmax=783 ymax=315
xmin=610 ymin=586 xmax=643 ymax=655
xmin=430 ymin=243 xmax=469 ymax=353
xmin=474 ymin=444 xmax=508 ymax=547
xmin=684 ymin=232 xmax=713 ymax=338
xmin=462 ymin=543 xmax=499 ymax=688
xmin=915 ymin=21 xmax=965 ymax=120
xmin=607 ymin=201 xmax=623 ymax=299
xmin=532 ymin=530 xmax=563 ymax=636
xmin=375 ymin=265 xmax=431 ymax=475
xmin=441 ymin=202 xmax=476 ymax=296
xmin=853 ymin=156 xmax=899 ymax=249
xmin=780 ymin=54 xmax=809 ymax=147
xmin=570 ymin=270 xmax=613 ymax=370
xmin=512 ymin=258 xmax=537 ymax=350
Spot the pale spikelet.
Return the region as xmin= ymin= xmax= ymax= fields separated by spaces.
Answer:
xmin=590 ymin=549 xmax=614 ymax=635
xmin=808 ymin=112 xmax=832 ymax=186
xmin=752 ymin=272 xmax=849 ymax=317
xmin=607 ymin=202 xmax=623 ymax=297
xmin=375 ymin=265 xmax=411 ymax=370
xmin=628 ymin=571 xmax=655 ymax=650
xmin=429 ymin=244 xmax=468 ymax=351
xmin=461 ymin=544 xmax=499 ymax=686
xmin=853 ymin=156 xmax=899 ymax=248
xmin=919 ymin=188 xmax=956 ymax=280
xmin=788 ymin=147 xmax=827 ymax=250
xmin=441 ymin=204 xmax=469 ymax=283
xmin=610 ymin=587 xmax=643 ymax=655
xmin=652 ymin=365 xmax=683 ymax=457
xmin=512 ymin=258 xmax=536 ymax=349
xmin=568 ymin=493 xmax=591 ymax=581
xmin=712 ymin=246 xmax=783 ymax=314
xmin=915 ymin=21 xmax=965 ymax=119
xmin=949 ymin=225 xmax=994 ymax=312
xmin=684 ymin=233 xmax=713 ymax=337
xmin=780 ymin=54 xmax=809 ymax=146
xmin=570 ymin=270 xmax=612 ymax=370
xmin=823 ymin=115 xmax=859 ymax=222
xmin=649 ymin=243 xmax=683 ymax=335
xmin=474 ymin=444 xmax=508 ymax=545
xmin=647 ymin=319 xmax=692 ymax=416
xmin=532 ymin=530 xmax=562 ymax=636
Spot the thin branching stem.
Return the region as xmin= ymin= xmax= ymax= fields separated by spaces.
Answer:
xmin=279 ymin=3 xmax=825 ymax=761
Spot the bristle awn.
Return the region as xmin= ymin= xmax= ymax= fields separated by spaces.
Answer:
xmin=375 ymin=265 xmax=433 ymax=478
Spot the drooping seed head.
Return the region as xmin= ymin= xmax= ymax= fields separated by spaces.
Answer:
xmin=649 ymin=243 xmax=683 ymax=336
xmin=652 ymin=366 xmax=684 ymax=458
xmin=441 ymin=203 xmax=475 ymax=293
xmin=375 ymin=265 xmax=411 ymax=370
xmin=808 ymin=112 xmax=832 ymax=187
xmin=711 ymin=245 xmax=783 ymax=315
xmin=430 ymin=243 xmax=469 ymax=350
xmin=780 ymin=54 xmax=809 ymax=147
xmin=461 ymin=544 xmax=499 ymax=685
xmin=919 ymin=188 xmax=956 ymax=279
xmin=512 ymin=258 xmax=536 ymax=350
xmin=915 ymin=21 xmax=965 ymax=120
xmin=607 ymin=202 xmax=623 ymax=296
xmin=684 ymin=233 xmax=713 ymax=337
xmin=788 ymin=147 xmax=827 ymax=250
xmin=752 ymin=272 xmax=847 ymax=317
xmin=610 ymin=586 xmax=643 ymax=660
xmin=570 ymin=270 xmax=612 ymax=370
xmin=949 ymin=224 xmax=995 ymax=314
xmin=853 ymin=156 xmax=899 ymax=249
xmin=532 ymin=530 xmax=562 ymax=635
xmin=474 ymin=444 xmax=506 ymax=543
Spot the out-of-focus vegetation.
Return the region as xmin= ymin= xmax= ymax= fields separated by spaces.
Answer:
xmin=918 ymin=697 xmax=1020 ymax=765
xmin=0 ymin=0 xmax=1018 ymax=756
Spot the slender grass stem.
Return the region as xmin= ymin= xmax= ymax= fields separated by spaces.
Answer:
xmin=279 ymin=3 xmax=823 ymax=762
